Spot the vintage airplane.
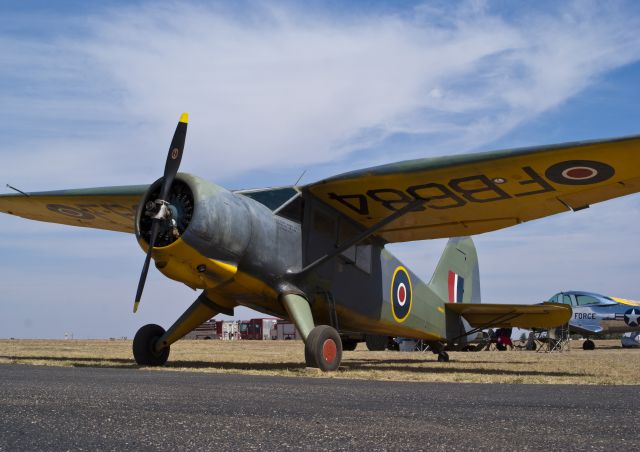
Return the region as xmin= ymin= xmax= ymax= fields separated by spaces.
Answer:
xmin=2 ymin=113 xmax=639 ymax=371
xmin=548 ymin=291 xmax=640 ymax=350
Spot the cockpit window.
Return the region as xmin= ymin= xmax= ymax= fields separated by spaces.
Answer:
xmin=562 ymin=294 xmax=573 ymax=306
xmin=237 ymin=187 xmax=298 ymax=211
xmin=548 ymin=294 xmax=560 ymax=303
xmin=575 ymin=295 xmax=601 ymax=306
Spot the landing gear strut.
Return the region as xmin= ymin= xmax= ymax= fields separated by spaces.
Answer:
xmin=583 ymin=339 xmax=596 ymax=350
xmin=133 ymin=324 xmax=170 ymax=366
xmin=280 ymin=292 xmax=343 ymax=371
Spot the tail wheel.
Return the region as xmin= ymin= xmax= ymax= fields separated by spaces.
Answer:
xmin=583 ymin=339 xmax=596 ymax=351
xmin=305 ymin=325 xmax=342 ymax=371
xmin=133 ymin=324 xmax=170 ymax=366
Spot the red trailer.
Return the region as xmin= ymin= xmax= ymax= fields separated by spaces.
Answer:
xmin=239 ymin=318 xmax=278 ymax=340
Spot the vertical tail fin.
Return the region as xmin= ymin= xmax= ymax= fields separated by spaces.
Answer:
xmin=428 ymin=237 xmax=480 ymax=305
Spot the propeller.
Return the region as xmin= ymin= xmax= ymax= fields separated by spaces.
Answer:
xmin=133 ymin=112 xmax=189 ymax=313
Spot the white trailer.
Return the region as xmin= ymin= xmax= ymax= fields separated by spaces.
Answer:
xmin=273 ymin=320 xmax=301 ymax=340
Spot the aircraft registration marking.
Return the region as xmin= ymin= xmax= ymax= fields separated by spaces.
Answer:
xmin=46 ymin=203 xmax=138 ymax=221
xmin=327 ymin=161 xmax=615 ymax=216
xmin=391 ymin=266 xmax=412 ymax=323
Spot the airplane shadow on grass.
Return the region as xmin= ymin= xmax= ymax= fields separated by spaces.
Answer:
xmin=0 ymin=355 xmax=583 ymax=377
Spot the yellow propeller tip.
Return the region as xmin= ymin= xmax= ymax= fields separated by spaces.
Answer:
xmin=133 ymin=301 xmax=140 ymax=313
xmin=179 ymin=112 xmax=189 ymax=124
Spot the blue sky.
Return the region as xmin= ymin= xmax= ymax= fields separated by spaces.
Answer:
xmin=1 ymin=0 xmax=639 ymax=338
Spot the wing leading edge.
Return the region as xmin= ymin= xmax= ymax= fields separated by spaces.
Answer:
xmin=0 ymin=185 xmax=148 ymax=233
xmin=305 ymin=135 xmax=640 ymax=243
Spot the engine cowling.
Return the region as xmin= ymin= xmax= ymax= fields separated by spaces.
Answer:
xmin=135 ymin=173 xmax=252 ymax=288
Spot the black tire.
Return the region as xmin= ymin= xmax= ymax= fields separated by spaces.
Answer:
xmin=305 ymin=325 xmax=342 ymax=371
xmin=133 ymin=324 xmax=170 ymax=366
xmin=304 ymin=327 xmax=322 ymax=367
xmin=341 ymin=339 xmax=358 ymax=351
xmin=365 ymin=335 xmax=388 ymax=351
xmin=583 ymin=339 xmax=596 ymax=351
xmin=437 ymin=351 xmax=450 ymax=362
xmin=496 ymin=343 xmax=507 ymax=351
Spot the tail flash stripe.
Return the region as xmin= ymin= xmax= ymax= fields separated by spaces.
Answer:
xmin=456 ymin=275 xmax=465 ymax=303
xmin=448 ymin=271 xmax=455 ymax=303
xmin=448 ymin=271 xmax=465 ymax=303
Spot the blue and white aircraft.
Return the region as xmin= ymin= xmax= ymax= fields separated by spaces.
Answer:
xmin=548 ymin=291 xmax=640 ymax=350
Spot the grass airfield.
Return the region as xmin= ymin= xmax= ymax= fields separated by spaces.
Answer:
xmin=0 ymin=339 xmax=637 ymax=385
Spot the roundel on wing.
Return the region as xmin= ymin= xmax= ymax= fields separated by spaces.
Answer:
xmin=545 ymin=160 xmax=614 ymax=185
xmin=391 ymin=266 xmax=412 ymax=323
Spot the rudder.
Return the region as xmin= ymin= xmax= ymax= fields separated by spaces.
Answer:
xmin=428 ymin=237 xmax=480 ymax=305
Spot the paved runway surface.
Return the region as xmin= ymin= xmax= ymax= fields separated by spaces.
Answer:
xmin=0 ymin=364 xmax=636 ymax=451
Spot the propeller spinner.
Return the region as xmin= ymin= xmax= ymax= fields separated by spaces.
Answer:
xmin=133 ymin=112 xmax=188 ymax=313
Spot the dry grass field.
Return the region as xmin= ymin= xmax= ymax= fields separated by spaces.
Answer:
xmin=1 ymin=339 xmax=638 ymax=385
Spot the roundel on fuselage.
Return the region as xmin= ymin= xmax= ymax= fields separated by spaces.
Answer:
xmin=391 ymin=266 xmax=412 ymax=323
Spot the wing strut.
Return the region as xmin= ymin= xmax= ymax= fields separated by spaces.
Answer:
xmin=295 ymin=199 xmax=424 ymax=276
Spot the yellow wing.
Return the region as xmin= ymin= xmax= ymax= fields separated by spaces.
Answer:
xmin=0 ymin=185 xmax=148 ymax=233
xmin=305 ymin=135 xmax=640 ymax=242
xmin=446 ymin=303 xmax=571 ymax=329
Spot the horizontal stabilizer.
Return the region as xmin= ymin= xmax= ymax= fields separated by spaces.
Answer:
xmin=446 ymin=302 xmax=571 ymax=329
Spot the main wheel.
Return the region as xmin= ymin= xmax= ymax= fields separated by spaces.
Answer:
xmin=437 ymin=351 xmax=450 ymax=362
xmin=133 ymin=324 xmax=170 ymax=366
xmin=304 ymin=327 xmax=322 ymax=367
xmin=341 ymin=339 xmax=358 ymax=351
xmin=583 ymin=339 xmax=596 ymax=351
xmin=305 ymin=326 xmax=342 ymax=371
xmin=365 ymin=334 xmax=388 ymax=351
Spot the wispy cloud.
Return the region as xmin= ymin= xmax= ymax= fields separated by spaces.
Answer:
xmin=2 ymin=0 xmax=639 ymax=188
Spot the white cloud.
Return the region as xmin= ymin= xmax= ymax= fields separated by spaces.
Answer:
xmin=2 ymin=1 xmax=640 ymax=187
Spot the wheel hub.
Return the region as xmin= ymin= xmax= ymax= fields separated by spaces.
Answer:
xmin=322 ymin=338 xmax=337 ymax=364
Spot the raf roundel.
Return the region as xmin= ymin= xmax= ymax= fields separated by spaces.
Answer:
xmin=545 ymin=160 xmax=615 ymax=185
xmin=391 ymin=266 xmax=412 ymax=323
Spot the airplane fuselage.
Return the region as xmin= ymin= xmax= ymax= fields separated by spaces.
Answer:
xmin=137 ymin=173 xmax=474 ymax=343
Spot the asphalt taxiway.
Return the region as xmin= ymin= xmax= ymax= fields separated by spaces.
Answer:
xmin=0 ymin=364 xmax=636 ymax=450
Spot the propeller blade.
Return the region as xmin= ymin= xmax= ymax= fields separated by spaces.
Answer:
xmin=160 ymin=112 xmax=188 ymax=201
xmin=134 ymin=220 xmax=160 ymax=313
xmin=133 ymin=111 xmax=189 ymax=313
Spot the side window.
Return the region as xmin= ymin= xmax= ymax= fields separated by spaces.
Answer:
xmin=306 ymin=206 xmax=338 ymax=263
xmin=576 ymin=295 xmax=600 ymax=306
xmin=355 ymin=245 xmax=372 ymax=274
xmin=562 ymin=294 xmax=573 ymax=306
xmin=338 ymin=219 xmax=359 ymax=262
xmin=548 ymin=294 xmax=559 ymax=303
xmin=313 ymin=209 xmax=336 ymax=239
xmin=337 ymin=218 xmax=371 ymax=274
